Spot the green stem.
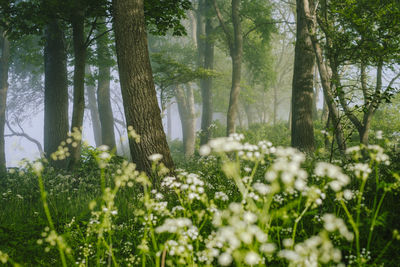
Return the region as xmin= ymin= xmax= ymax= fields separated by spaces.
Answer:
xmin=102 ymin=238 xmax=118 ymax=266
xmin=291 ymin=203 xmax=310 ymax=248
xmin=372 ymin=239 xmax=393 ymax=265
xmin=37 ymin=174 xmax=67 ymax=267
xmin=366 ymin=191 xmax=386 ymax=252
xmin=340 ymin=200 xmax=360 ymax=264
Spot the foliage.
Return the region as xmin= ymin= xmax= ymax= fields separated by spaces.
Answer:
xmin=0 ymin=0 xmax=191 ymax=39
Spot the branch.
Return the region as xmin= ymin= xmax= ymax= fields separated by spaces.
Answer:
xmin=5 ymin=120 xmax=44 ymax=155
xmin=84 ymin=16 xmax=98 ymax=47
xmin=244 ymin=20 xmax=294 ymax=39
xmin=212 ymin=0 xmax=233 ymax=51
xmin=86 ymin=27 xmax=114 ymax=47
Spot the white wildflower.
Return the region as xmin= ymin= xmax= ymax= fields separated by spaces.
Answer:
xmin=148 ymin=153 xmax=163 ymax=161
xmin=218 ymin=252 xmax=232 ymax=266
xmin=244 ymin=251 xmax=261 ymax=265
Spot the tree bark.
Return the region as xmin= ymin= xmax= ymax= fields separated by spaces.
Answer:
xmin=213 ymin=0 xmax=242 ymax=135
xmin=68 ymin=10 xmax=87 ymax=170
xmin=0 ymin=29 xmax=10 ymax=174
xmin=44 ymin=19 xmax=69 ymax=169
xmin=243 ymin=103 xmax=255 ymax=127
xmin=97 ymin=19 xmax=116 ymax=150
xmin=273 ymin=87 xmax=278 ymax=125
xmin=167 ymin=104 xmax=172 ymax=139
xmin=97 ymin=20 xmax=117 ymax=150
xmin=301 ymin=0 xmax=346 ymax=153
xmin=312 ymin=65 xmax=319 ymax=120
xmin=291 ymin=0 xmax=315 ymax=153
xmin=86 ymin=65 xmax=102 ymax=147
xmin=113 ymin=0 xmax=174 ymax=175
xmin=226 ymin=0 xmax=242 ymax=135
xmin=199 ymin=0 xmax=215 ymax=145
xmin=175 ymin=85 xmax=196 ymax=158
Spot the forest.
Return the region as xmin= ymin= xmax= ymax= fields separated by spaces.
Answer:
xmin=0 ymin=0 xmax=400 ymax=266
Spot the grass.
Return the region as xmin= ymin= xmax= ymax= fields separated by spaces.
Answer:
xmin=0 ymin=135 xmax=400 ymax=266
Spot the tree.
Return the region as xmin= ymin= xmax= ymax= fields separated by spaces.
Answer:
xmin=302 ymin=0 xmax=400 ymax=148
xmin=43 ymin=19 xmax=69 ymax=169
xmin=0 ymin=28 xmax=9 ymax=173
xmin=113 ymin=0 xmax=174 ymax=175
xmin=86 ymin=65 xmax=102 ymax=147
xmin=290 ymin=0 xmax=315 ymax=153
xmin=151 ymin=49 xmax=212 ymax=158
xmin=96 ymin=19 xmax=116 ymax=150
xmin=195 ymin=0 xmax=216 ymax=145
xmin=213 ymin=0 xmax=243 ymax=135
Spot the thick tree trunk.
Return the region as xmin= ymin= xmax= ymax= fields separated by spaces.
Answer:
xmin=199 ymin=0 xmax=215 ymax=145
xmin=97 ymin=20 xmax=117 ymax=150
xmin=291 ymin=0 xmax=315 ymax=153
xmin=226 ymin=0 xmax=242 ymax=135
xmin=0 ymin=30 xmax=10 ymax=174
xmin=113 ymin=0 xmax=174 ymax=175
xmin=86 ymin=65 xmax=102 ymax=147
xmin=175 ymin=85 xmax=196 ymax=158
xmin=44 ymin=19 xmax=69 ymax=169
xmin=68 ymin=11 xmax=87 ymax=170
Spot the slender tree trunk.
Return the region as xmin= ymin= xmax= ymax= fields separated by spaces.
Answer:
xmin=237 ymin=105 xmax=243 ymax=128
xmin=86 ymin=65 xmax=102 ymax=147
xmin=288 ymin=97 xmax=292 ymax=130
xmin=226 ymin=0 xmax=242 ymax=135
xmin=243 ymin=103 xmax=254 ymax=127
xmin=175 ymin=85 xmax=196 ymax=158
xmin=199 ymin=0 xmax=215 ymax=145
xmin=44 ymin=19 xmax=69 ymax=169
xmin=167 ymin=104 xmax=172 ymax=139
xmin=324 ymin=111 xmax=331 ymax=149
xmin=291 ymin=0 xmax=315 ymax=153
xmin=302 ymin=0 xmax=346 ymax=153
xmin=321 ymin=94 xmax=328 ymax=123
xmin=273 ymin=87 xmax=278 ymax=125
xmin=97 ymin=20 xmax=117 ymax=150
xmin=312 ymin=65 xmax=319 ymax=120
xmin=0 ymin=30 xmax=10 ymax=174
xmin=68 ymin=11 xmax=87 ymax=170
xmin=113 ymin=0 xmax=174 ymax=175
xmin=359 ymin=62 xmax=382 ymax=145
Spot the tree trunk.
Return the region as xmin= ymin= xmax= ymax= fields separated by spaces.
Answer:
xmin=175 ymin=85 xmax=196 ymax=158
xmin=199 ymin=0 xmax=215 ymax=145
xmin=288 ymin=97 xmax=292 ymax=130
xmin=68 ymin=11 xmax=87 ymax=170
xmin=167 ymin=104 xmax=172 ymax=139
xmin=273 ymin=87 xmax=278 ymax=125
xmin=359 ymin=62 xmax=383 ymax=145
xmin=113 ymin=0 xmax=174 ymax=175
xmin=301 ymin=0 xmax=346 ymax=153
xmin=226 ymin=0 xmax=243 ymax=135
xmin=291 ymin=0 xmax=315 ymax=153
xmin=86 ymin=65 xmax=102 ymax=147
xmin=312 ymin=65 xmax=319 ymax=120
xmin=44 ymin=19 xmax=69 ymax=169
xmin=244 ymin=103 xmax=254 ymax=127
xmin=0 ymin=30 xmax=10 ymax=174
xmin=97 ymin=20 xmax=117 ymax=150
